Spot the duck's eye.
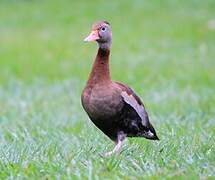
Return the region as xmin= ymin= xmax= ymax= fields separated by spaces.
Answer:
xmin=101 ymin=27 xmax=106 ymax=32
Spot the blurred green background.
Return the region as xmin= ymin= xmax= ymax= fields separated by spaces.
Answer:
xmin=1 ymin=0 xmax=214 ymax=85
xmin=0 ymin=0 xmax=214 ymax=179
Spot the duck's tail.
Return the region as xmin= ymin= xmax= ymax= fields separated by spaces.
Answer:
xmin=139 ymin=123 xmax=159 ymax=140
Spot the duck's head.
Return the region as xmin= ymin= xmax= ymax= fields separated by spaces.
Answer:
xmin=84 ymin=21 xmax=112 ymax=50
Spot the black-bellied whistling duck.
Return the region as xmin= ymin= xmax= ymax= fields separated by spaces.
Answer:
xmin=81 ymin=21 xmax=159 ymax=156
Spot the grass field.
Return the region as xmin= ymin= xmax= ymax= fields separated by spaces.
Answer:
xmin=0 ymin=0 xmax=215 ymax=179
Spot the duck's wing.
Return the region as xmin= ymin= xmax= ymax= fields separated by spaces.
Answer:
xmin=115 ymin=82 xmax=159 ymax=140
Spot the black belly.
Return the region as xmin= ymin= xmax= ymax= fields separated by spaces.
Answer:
xmin=89 ymin=115 xmax=119 ymax=141
xmin=88 ymin=102 xmax=146 ymax=141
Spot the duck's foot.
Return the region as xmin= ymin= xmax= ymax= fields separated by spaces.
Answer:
xmin=104 ymin=131 xmax=126 ymax=157
xmin=104 ymin=151 xmax=114 ymax=157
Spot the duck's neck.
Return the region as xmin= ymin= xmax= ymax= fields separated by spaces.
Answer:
xmin=87 ymin=48 xmax=111 ymax=85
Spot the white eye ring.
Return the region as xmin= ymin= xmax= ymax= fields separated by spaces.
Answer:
xmin=101 ymin=27 xmax=106 ymax=32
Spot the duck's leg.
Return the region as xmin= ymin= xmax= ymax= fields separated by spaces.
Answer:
xmin=105 ymin=131 xmax=126 ymax=156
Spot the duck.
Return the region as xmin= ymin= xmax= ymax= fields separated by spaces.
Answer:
xmin=81 ymin=21 xmax=159 ymax=156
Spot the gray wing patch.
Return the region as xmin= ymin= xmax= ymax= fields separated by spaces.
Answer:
xmin=121 ymin=91 xmax=148 ymax=126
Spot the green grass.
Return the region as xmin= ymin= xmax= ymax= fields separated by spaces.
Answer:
xmin=0 ymin=0 xmax=215 ymax=179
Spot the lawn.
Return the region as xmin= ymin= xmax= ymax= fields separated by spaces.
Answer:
xmin=0 ymin=0 xmax=215 ymax=179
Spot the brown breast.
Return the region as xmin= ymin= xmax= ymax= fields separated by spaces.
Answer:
xmin=81 ymin=82 xmax=123 ymax=120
